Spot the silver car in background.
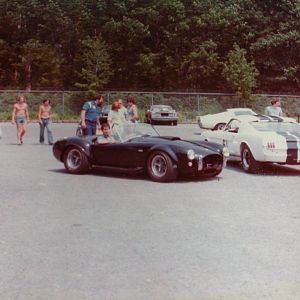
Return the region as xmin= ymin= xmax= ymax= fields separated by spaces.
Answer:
xmin=145 ymin=105 xmax=178 ymax=125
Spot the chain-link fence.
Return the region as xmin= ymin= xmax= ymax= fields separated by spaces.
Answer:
xmin=1 ymin=90 xmax=300 ymax=122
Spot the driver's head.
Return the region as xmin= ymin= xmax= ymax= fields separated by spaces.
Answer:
xmin=101 ymin=123 xmax=110 ymax=137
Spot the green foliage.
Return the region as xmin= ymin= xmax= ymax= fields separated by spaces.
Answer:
xmin=74 ymin=37 xmax=113 ymax=93
xmin=223 ymin=44 xmax=259 ymax=105
xmin=0 ymin=0 xmax=300 ymax=92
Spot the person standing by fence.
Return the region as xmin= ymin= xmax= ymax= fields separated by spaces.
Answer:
xmin=117 ymin=98 xmax=128 ymax=120
xmin=265 ymin=97 xmax=283 ymax=116
xmin=11 ymin=95 xmax=30 ymax=145
xmin=127 ymin=96 xmax=138 ymax=123
xmin=38 ymin=99 xmax=54 ymax=145
xmin=80 ymin=95 xmax=104 ymax=136
xmin=107 ymin=101 xmax=127 ymax=127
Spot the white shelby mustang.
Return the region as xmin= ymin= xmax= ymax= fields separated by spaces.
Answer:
xmin=196 ymin=108 xmax=296 ymax=131
xmin=199 ymin=115 xmax=300 ymax=173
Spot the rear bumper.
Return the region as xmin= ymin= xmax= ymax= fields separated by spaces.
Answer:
xmin=261 ymin=149 xmax=300 ymax=164
xmin=151 ymin=117 xmax=178 ymax=122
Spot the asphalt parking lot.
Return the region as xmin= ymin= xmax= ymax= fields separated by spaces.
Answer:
xmin=0 ymin=122 xmax=300 ymax=300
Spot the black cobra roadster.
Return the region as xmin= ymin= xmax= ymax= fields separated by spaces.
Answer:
xmin=53 ymin=123 xmax=229 ymax=182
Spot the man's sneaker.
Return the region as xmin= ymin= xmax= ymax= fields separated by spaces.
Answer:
xmin=17 ymin=140 xmax=22 ymax=145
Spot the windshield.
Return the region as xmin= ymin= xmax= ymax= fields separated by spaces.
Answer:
xmin=151 ymin=105 xmax=172 ymax=111
xmin=233 ymin=110 xmax=255 ymax=116
xmin=251 ymin=122 xmax=300 ymax=132
xmin=112 ymin=123 xmax=160 ymax=142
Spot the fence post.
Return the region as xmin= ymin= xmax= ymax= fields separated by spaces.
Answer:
xmin=62 ymin=92 xmax=65 ymax=122
xmin=151 ymin=94 xmax=154 ymax=106
xmin=197 ymin=94 xmax=200 ymax=112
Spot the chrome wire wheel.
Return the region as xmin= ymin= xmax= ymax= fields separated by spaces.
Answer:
xmin=151 ymin=154 xmax=167 ymax=177
xmin=66 ymin=148 xmax=83 ymax=170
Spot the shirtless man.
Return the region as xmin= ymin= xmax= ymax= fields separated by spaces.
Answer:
xmin=38 ymin=99 xmax=54 ymax=145
xmin=12 ymin=95 xmax=30 ymax=145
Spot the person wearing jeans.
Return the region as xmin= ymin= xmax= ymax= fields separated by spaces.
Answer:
xmin=80 ymin=95 xmax=104 ymax=136
xmin=38 ymin=99 xmax=54 ymax=145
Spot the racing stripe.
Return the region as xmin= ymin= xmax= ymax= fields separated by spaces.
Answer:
xmin=276 ymin=131 xmax=299 ymax=163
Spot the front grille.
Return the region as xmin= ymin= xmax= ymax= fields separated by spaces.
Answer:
xmin=203 ymin=155 xmax=222 ymax=173
xmin=161 ymin=113 xmax=169 ymax=116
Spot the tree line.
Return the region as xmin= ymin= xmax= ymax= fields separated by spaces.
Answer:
xmin=0 ymin=0 xmax=300 ymax=97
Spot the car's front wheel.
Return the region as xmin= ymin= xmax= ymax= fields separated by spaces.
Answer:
xmin=241 ymin=145 xmax=260 ymax=173
xmin=64 ymin=147 xmax=90 ymax=174
xmin=147 ymin=151 xmax=178 ymax=182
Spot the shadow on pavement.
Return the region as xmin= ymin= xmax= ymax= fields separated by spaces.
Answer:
xmin=48 ymin=168 xmax=221 ymax=183
xmin=226 ymin=161 xmax=300 ymax=176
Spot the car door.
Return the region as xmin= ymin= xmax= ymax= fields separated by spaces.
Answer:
xmin=115 ymin=138 xmax=151 ymax=168
xmin=90 ymin=138 xmax=149 ymax=168
xmin=222 ymin=119 xmax=241 ymax=156
xmin=90 ymin=143 xmax=122 ymax=166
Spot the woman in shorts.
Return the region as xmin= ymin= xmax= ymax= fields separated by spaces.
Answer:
xmin=12 ymin=95 xmax=30 ymax=145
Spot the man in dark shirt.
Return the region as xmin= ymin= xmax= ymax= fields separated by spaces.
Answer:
xmin=80 ymin=95 xmax=104 ymax=136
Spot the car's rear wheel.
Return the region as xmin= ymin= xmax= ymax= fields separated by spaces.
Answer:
xmin=214 ymin=123 xmax=226 ymax=130
xmin=147 ymin=151 xmax=178 ymax=182
xmin=241 ymin=145 xmax=260 ymax=173
xmin=64 ymin=147 xmax=90 ymax=174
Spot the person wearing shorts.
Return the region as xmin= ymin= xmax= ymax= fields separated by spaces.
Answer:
xmin=12 ymin=95 xmax=30 ymax=145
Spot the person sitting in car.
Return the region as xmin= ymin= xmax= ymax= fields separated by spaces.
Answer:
xmin=96 ymin=123 xmax=116 ymax=144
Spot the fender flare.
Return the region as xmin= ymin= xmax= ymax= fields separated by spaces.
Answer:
xmin=147 ymin=145 xmax=178 ymax=164
xmin=61 ymin=142 xmax=91 ymax=162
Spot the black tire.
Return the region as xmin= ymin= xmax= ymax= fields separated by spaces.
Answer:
xmin=147 ymin=151 xmax=178 ymax=182
xmin=213 ymin=123 xmax=226 ymax=130
xmin=241 ymin=144 xmax=260 ymax=173
xmin=63 ymin=147 xmax=90 ymax=174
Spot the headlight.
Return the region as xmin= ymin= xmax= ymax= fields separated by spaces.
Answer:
xmin=187 ymin=149 xmax=196 ymax=160
xmin=222 ymin=147 xmax=230 ymax=157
